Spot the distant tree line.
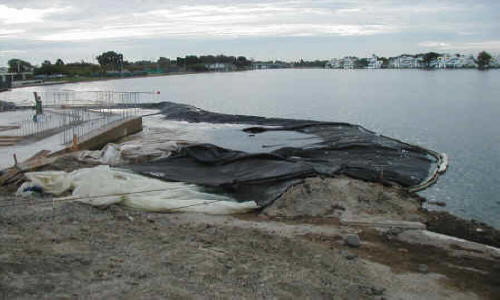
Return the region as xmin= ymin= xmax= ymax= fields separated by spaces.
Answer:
xmin=5 ymin=50 xmax=497 ymax=81
xmin=26 ymin=52 xmax=254 ymax=78
xmin=294 ymin=59 xmax=328 ymax=68
xmin=35 ymin=59 xmax=101 ymax=77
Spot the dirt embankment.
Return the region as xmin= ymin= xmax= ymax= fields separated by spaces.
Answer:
xmin=263 ymin=176 xmax=500 ymax=249
xmin=1 ymin=187 xmax=499 ymax=299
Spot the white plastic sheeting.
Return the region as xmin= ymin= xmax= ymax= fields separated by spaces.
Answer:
xmin=18 ymin=170 xmax=71 ymax=196
xmin=17 ymin=165 xmax=258 ymax=214
xmin=75 ymin=142 xmax=179 ymax=166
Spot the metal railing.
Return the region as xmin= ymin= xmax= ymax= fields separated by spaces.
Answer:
xmin=7 ymin=90 xmax=156 ymax=145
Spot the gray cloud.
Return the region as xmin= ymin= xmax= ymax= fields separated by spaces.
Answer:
xmin=0 ymin=0 xmax=499 ymax=65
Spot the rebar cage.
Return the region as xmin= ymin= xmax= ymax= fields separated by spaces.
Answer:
xmin=2 ymin=90 xmax=158 ymax=145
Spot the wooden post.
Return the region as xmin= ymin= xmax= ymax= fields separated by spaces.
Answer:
xmin=13 ymin=154 xmax=18 ymax=166
xmin=71 ymin=134 xmax=79 ymax=151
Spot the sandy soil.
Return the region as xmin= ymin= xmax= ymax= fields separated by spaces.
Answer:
xmin=1 ymin=190 xmax=499 ymax=299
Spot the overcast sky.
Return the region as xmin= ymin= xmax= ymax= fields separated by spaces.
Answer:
xmin=0 ymin=0 xmax=499 ymax=66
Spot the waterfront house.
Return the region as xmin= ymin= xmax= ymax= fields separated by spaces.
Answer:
xmin=326 ymin=58 xmax=342 ymax=69
xmin=490 ymin=55 xmax=500 ymax=68
xmin=343 ymin=57 xmax=355 ymax=69
xmin=252 ymin=62 xmax=292 ymax=69
xmin=390 ymin=55 xmax=421 ymax=68
xmin=0 ymin=67 xmax=35 ymax=88
xmin=444 ymin=55 xmax=463 ymax=68
xmin=435 ymin=54 xmax=476 ymax=69
xmin=252 ymin=62 xmax=269 ymax=69
xmin=436 ymin=54 xmax=451 ymax=69
xmin=205 ymin=62 xmax=236 ymax=72
xmin=464 ymin=55 xmax=478 ymax=68
xmin=367 ymin=55 xmax=382 ymax=69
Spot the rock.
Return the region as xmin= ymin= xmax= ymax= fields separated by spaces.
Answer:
xmin=345 ymin=253 xmax=357 ymax=260
xmin=427 ymin=201 xmax=446 ymax=207
xmin=370 ymin=287 xmax=386 ymax=296
xmin=345 ymin=234 xmax=361 ymax=248
xmin=386 ymin=227 xmax=404 ymax=236
xmin=418 ymin=264 xmax=429 ymax=274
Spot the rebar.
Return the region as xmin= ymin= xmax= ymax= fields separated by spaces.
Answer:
xmin=8 ymin=90 xmax=153 ymax=145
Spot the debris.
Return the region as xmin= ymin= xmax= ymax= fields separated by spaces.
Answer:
xmin=418 ymin=264 xmax=429 ymax=274
xmin=344 ymin=234 xmax=361 ymax=248
xmin=345 ymin=253 xmax=357 ymax=260
xmin=370 ymin=287 xmax=386 ymax=296
xmin=427 ymin=201 xmax=446 ymax=207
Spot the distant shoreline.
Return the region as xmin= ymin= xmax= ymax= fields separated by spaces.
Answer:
xmin=4 ymin=67 xmax=498 ymax=91
xmin=6 ymin=71 xmax=204 ymax=90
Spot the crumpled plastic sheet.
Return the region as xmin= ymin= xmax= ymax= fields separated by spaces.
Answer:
xmin=128 ymin=102 xmax=445 ymax=207
xmin=75 ymin=141 xmax=179 ymax=166
xmin=17 ymin=165 xmax=257 ymax=214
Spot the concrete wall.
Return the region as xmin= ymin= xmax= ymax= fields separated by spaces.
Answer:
xmin=77 ymin=117 xmax=142 ymax=151
xmin=51 ymin=117 xmax=143 ymax=157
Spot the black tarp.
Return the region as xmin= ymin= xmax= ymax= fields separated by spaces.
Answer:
xmin=130 ymin=102 xmax=440 ymax=206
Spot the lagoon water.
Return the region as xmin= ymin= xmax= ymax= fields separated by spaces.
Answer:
xmin=3 ymin=69 xmax=500 ymax=228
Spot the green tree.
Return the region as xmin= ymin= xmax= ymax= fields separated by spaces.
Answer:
xmin=176 ymin=57 xmax=185 ymax=67
xmin=379 ymin=57 xmax=389 ymax=68
xmin=96 ymin=51 xmax=124 ymax=71
xmin=184 ymin=55 xmax=200 ymax=65
xmin=8 ymin=59 xmax=33 ymax=73
xmin=477 ymin=51 xmax=492 ymax=70
xmin=422 ymin=52 xmax=440 ymax=68
xmin=355 ymin=58 xmax=368 ymax=68
xmin=55 ymin=58 xmax=65 ymax=66
xmin=235 ymin=56 xmax=251 ymax=69
xmin=200 ymin=55 xmax=216 ymax=63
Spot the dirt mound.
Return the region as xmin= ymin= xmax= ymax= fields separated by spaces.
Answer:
xmin=262 ymin=176 xmax=424 ymax=221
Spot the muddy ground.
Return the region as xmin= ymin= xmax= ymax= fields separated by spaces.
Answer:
xmin=1 ymin=189 xmax=499 ymax=299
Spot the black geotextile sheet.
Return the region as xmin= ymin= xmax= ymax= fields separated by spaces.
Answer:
xmin=130 ymin=102 xmax=438 ymax=206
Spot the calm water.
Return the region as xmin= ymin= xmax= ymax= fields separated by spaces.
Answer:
xmin=4 ymin=69 xmax=500 ymax=228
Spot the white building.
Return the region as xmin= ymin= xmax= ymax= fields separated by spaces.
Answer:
xmin=325 ymin=58 xmax=343 ymax=69
xmin=367 ymin=55 xmax=382 ymax=69
xmin=390 ymin=56 xmax=421 ymax=68
xmin=436 ymin=54 xmax=451 ymax=69
xmin=205 ymin=63 xmax=236 ymax=72
xmin=489 ymin=55 xmax=500 ymax=68
xmin=343 ymin=57 xmax=355 ymax=69
xmin=435 ymin=54 xmax=476 ymax=69
xmin=462 ymin=55 xmax=477 ymax=68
